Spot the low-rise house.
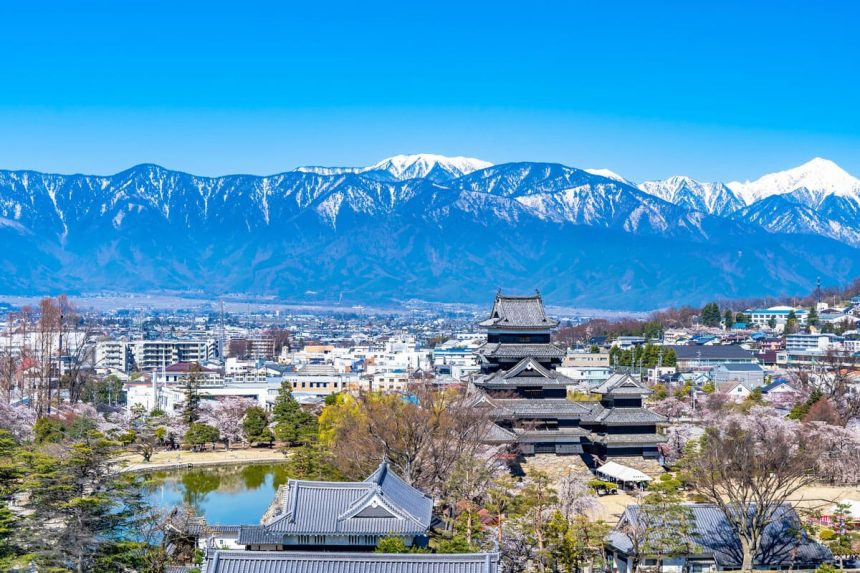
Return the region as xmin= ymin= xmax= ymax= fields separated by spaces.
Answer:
xmin=613 ymin=336 xmax=647 ymax=349
xmin=606 ymin=504 xmax=832 ymax=573
xmin=160 ymin=362 xmax=224 ymax=386
xmin=556 ymin=365 xmax=612 ymax=385
xmin=761 ymin=379 xmax=800 ymax=397
xmin=710 ymin=363 xmax=765 ymax=388
xmin=717 ymin=381 xmax=752 ymax=400
xmin=670 ymin=345 xmax=757 ymax=371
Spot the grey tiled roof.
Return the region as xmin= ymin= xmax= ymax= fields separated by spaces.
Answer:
xmin=505 ymin=356 xmax=554 ymax=378
xmin=670 ymin=345 xmax=756 ymax=361
xmin=595 ymin=407 xmax=667 ymax=425
xmin=477 ymin=293 xmax=559 ymax=330
xmin=608 ymin=504 xmax=831 ymax=568
xmin=204 ymin=550 xmax=501 ymax=573
xmin=475 ymin=356 xmax=575 ymax=388
xmin=476 ymin=343 xmax=565 ymax=359
xmin=242 ymin=461 xmax=432 ymax=542
xmin=591 ymin=373 xmax=651 ymax=396
xmin=482 ymin=422 xmax=518 ymax=443
xmin=592 ymin=432 xmax=666 ymax=445
xmin=515 ymin=427 xmax=592 ymax=443
xmin=187 ymin=523 xmax=241 ymax=537
xmin=491 ymin=398 xmax=596 ymax=418
xmin=715 ymin=363 xmax=764 ymax=372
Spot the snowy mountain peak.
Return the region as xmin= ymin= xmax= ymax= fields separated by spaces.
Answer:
xmin=727 ymin=157 xmax=860 ymax=205
xmin=584 ymin=168 xmax=631 ymax=185
xmin=362 ymin=154 xmax=493 ymax=180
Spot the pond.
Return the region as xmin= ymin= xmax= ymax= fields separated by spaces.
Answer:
xmin=143 ymin=463 xmax=291 ymax=525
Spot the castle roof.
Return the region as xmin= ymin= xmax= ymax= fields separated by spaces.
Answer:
xmin=478 ymin=293 xmax=559 ymax=330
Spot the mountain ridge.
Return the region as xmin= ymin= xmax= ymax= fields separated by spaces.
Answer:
xmin=1 ymin=155 xmax=859 ymax=310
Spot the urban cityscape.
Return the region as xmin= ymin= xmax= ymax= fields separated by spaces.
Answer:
xmin=1 ymin=2 xmax=859 ymax=573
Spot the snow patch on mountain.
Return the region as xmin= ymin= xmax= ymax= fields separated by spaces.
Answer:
xmin=295 ymin=166 xmax=362 ymax=176
xmin=584 ymin=168 xmax=631 ymax=185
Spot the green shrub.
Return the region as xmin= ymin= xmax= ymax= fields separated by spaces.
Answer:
xmin=34 ymin=417 xmax=66 ymax=444
xmin=375 ymin=537 xmax=407 ymax=553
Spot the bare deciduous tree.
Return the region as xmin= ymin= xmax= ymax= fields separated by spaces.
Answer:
xmin=684 ymin=408 xmax=819 ymax=570
xmin=322 ymin=385 xmax=495 ymax=498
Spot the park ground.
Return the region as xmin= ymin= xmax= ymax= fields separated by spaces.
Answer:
xmin=115 ymin=446 xmax=288 ymax=473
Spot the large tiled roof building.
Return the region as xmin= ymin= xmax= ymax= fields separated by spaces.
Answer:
xmin=472 ymin=292 xmax=666 ymax=459
xmin=198 ymin=461 xmax=499 ymax=573
xmin=239 ymin=460 xmax=432 ymax=550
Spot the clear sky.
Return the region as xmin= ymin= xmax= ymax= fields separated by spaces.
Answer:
xmin=1 ymin=0 xmax=858 ymax=181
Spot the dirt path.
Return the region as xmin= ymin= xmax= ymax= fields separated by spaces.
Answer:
xmin=115 ymin=447 xmax=289 ymax=473
xmin=593 ymin=483 xmax=860 ymax=522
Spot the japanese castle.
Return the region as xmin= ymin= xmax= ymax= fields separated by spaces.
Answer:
xmin=193 ymin=461 xmax=500 ymax=573
xmin=471 ymin=292 xmax=666 ymax=459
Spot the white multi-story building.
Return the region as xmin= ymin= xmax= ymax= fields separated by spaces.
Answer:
xmin=96 ymin=338 xmax=218 ymax=372
xmin=96 ymin=340 xmax=130 ymax=372
xmin=785 ymin=333 xmax=844 ymax=352
xmin=431 ymin=346 xmax=480 ymax=380
xmin=562 ymin=351 xmax=610 ymax=368
xmin=746 ymin=306 xmax=808 ymax=328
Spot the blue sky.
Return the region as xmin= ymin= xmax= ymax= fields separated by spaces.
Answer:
xmin=1 ymin=0 xmax=858 ymax=181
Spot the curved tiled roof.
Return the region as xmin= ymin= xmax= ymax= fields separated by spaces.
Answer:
xmin=476 ymin=343 xmax=565 ymax=360
xmin=591 ymin=373 xmax=651 ymax=396
xmin=204 ymin=549 xmax=501 ymax=573
xmin=595 ymin=407 xmax=667 ymax=425
xmin=241 ymin=461 xmax=432 ymax=542
xmin=477 ymin=293 xmax=559 ymax=330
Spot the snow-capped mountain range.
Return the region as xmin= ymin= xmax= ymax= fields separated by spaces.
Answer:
xmin=635 ymin=157 xmax=860 ymax=246
xmin=295 ymin=153 xmax=492 ymax=182
xmin=0 ymin=153 xmax=858 ymax=309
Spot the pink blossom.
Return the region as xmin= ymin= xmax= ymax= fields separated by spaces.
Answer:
xmin=0 ymin=401 xmax=36 ymax=441
xmin=200 ymin=397 xmax=253 ymax=447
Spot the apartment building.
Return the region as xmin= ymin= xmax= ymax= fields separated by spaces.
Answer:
xmin=96 ymin=338 xmax=218 ymax=372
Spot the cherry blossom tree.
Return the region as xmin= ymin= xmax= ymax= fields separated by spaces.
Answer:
xmin=556 ymin=471 xmax=599 ymax=521
xmin=200 ymin=397 xmax=253 ymax=450
xmin=0 ymin=400 xmax=36 ymax=441
xmin=700 ymin=390 xmax=732 ymax=418
xmin=659 ymin=424 xmax=699 ymax=466
xmin=805 ymin=421 xmax=860 ymax=485
xmin=649 ymin=396 xmax=691 ymax=421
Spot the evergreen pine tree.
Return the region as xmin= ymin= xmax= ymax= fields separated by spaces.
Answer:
xmin=181 ymin=363 xmax=202 ymax=425
xmin=807 ymin=306 xmax=819 ymax=328
xmin=785 ymin=310 xmax=798 ymax=334
xmin=272 ymin=381 xmax=317 ymax=445
xmin=701 ymin=303 xmax=721 ymax=327
xmin=243 ymin=406 xmax=274 ymax=444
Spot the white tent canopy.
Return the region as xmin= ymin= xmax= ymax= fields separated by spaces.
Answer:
xmin=595 ymin=461 xmax=652 ymax=483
